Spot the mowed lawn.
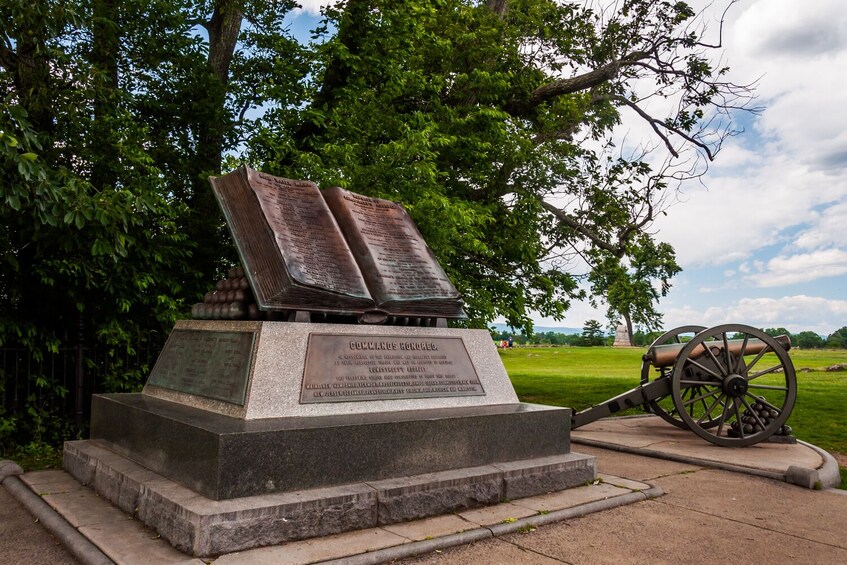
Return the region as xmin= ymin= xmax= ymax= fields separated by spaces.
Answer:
xmin=499 ymin=346 xmax=847 ymax=459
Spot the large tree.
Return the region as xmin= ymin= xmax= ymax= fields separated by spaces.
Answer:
xmin=588 ymin=235 xmax=681 ymax=345
xmin=0 ymin=0 xmax=306 ymax=447
xmin=248 ymin=0 xmax=753 ymax=332
xmin=827 ymin=327 xmax=847 ymax=349
xmin=1 ymin=0 xmax=754 ymax=449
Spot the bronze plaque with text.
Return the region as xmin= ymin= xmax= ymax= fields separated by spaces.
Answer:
xmin=146 ymin=329 xmax=256 ymax=405
xmin=324 ymin=189 xmax=459 ymax=303
xmin=251 ymin=172 xmax=371 ymax=297
xmin=300 ymin=334 xmax=485 ymax=403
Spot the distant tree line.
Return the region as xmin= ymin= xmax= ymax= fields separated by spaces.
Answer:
xmin=749 ymin=327 xmax=847 ymax=350
xmin=493 ymin=323 xmax=847 ymax=349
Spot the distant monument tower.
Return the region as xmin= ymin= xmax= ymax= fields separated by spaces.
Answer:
xmin=613 ymin=322 xmax=631 ymax=347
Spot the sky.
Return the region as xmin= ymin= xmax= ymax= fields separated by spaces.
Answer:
xmin=284 ymin=0 xmax=847 ymax=336
xmin=641 ymin=0 xmax=847 ymax=337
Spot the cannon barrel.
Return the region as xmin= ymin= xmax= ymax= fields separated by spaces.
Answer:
xmin=643 ymin=334 xmax=792 ymax=369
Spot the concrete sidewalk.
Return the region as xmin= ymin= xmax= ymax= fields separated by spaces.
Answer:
xmin=571 ymin=414 xmax=841 ymax=489
xmin=398 ymin=444 xmax=847 ymax=564
xmin=2 ymin=415 xmax=844 ymax=564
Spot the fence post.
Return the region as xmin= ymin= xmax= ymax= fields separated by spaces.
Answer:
xmin=75 ymin=316 xmax=85 ymax=432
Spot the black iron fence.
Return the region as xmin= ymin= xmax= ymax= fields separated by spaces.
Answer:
xmin=1 ymin=333 xmax=164 ymax=443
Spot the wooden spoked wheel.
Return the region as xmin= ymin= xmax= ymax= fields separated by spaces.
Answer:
xmin=670 ymin=324 xmax=797 ymax=447
xmin=640 ymin=325 xmax=722 ymax=430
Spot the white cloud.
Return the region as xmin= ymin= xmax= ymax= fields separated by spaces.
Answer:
xmin=707 ymin=143 xmax=761 ymax=169
xmin=729 ymin=0 xmax=847 ymax=175
xmin=664 ymin=295 xmax=847 ymax=335
xmin=793 ymin=202 xmax=847 ymax=250
xmin=655 ymin=165 xmax=841 ymax=268
xmin=293 ymin=0 xmax=335 ymax=16
xmin=650 ymin=1 xmax=847 ymax=281
xmin=734 ymin=0 xmax=847 ymax=59
xmin=744 ymin=249 xmax=847 ymax=287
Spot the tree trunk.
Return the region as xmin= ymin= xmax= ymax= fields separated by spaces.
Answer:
xmin=91 ymin=0 xmax=120 ymax=192
xmin=188 ymin=0 xmax=244 ymax=283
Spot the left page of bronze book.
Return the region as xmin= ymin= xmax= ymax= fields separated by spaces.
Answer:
xmin=210 ymin=166 xmax=375 ymax=313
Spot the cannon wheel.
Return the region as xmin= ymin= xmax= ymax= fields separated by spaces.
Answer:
xmin=641 ymin=325 xmax=721 ymax=430
xmin=670 ymin=324 xmax=797 ymax=447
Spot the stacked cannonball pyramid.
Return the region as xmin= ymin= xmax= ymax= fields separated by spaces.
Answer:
xmin=191 ymin=266 xmax=267 ymax=320
xmin=727 ymin=398 xmax=793 ymax=438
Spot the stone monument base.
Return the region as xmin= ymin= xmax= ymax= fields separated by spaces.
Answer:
xmin=64 ymin=439 xmax=596 ymax=557
xmin=66 ymin=321 xmax=594 ymax=556
xmin=87 ymin=393 xmax=575 ymax=500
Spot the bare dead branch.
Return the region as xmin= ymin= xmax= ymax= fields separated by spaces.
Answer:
xmin=524 ymin=50 xmax=650 ymax=109
xmin=692 ymin=0 xmax=738 ymax=49
xmin=541 ymin=200 xmax=625 ymax=257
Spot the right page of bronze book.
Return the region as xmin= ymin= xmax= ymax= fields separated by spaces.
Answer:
xmin=322 ymin=186 xmax=465 ymax=318
xmin=210 ymin=166 xmax=375 ymax=313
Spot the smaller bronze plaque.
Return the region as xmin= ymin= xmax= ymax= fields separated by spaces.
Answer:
xmin=147 ymin=329 xmax=256 ymax=405
xmin=300 ymin=334 xmax=485 ymax=403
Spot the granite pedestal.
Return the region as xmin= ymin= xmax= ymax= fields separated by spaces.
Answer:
xmin=88 ymin=393 xmax=572 ymax=500
xmin=65 ymin=321 xmax=594 ymax=556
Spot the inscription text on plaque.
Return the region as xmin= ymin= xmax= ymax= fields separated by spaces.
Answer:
xmin=147 ymin=329 xmax=256 ymax=405
xmin=300 ymin=334 xmax=484 ymax=403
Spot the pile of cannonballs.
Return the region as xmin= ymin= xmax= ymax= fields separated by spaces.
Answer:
xmin=190 ymin=266 xmax=267 ymax=320
xmin=727 ymin=398 xmax=793 ymax=438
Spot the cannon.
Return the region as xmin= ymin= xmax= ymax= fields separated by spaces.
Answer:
xmin=571 ymin=324 xmax=797 ymax=447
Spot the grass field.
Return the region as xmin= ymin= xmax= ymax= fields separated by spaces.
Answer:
xmin=499 ymin=346 xmax=847 ymax=463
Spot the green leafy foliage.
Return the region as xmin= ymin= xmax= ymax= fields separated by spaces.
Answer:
xmin=580 ymin=319 xmax=607 ymax=346
xmin=248 ymin=0 xmax=752 ymax=333
xmin=0 ymin=0 xmax=296 ymax=450
xmin=589 ymin=235 xmax=681 ymax=340
xmin=795 ymin=331 xmax=825 ymax=349
xmin=1 ymin=0 xmax=755 ymax=454
xmin=826 ymin=327 xmax=847 ymax=349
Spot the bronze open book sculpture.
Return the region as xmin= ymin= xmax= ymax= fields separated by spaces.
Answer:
xmin=205 ymin=166 xmax=465 ymax=324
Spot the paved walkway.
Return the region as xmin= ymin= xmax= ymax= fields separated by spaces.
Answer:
xmin=0 ymin=483 xmax=79 ymax=565
xmin=2 ymin=415 xmax=844 ymax=564
xmin=398 ymin=444 xmax=847 ymax=564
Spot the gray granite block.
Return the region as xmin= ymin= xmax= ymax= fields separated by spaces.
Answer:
xmin=198 ymin=485 xmax=378 ymax=556
xmin=495 ymin=453 xmax=597 ymax=500
xmin=90 ymin=393 xmax=571 ymax=500
xmin=63 ymin=442 xmax=97 ymax=486
xmin=371 ymin=465 xmax=502 ymax=525
xmin=91 ymin=446 xmax=163 ymax=515
xmin=135 ymin=476 xmax=378 ymax=556
xmin=63 ymin=440 xmax=595 ymax=557
xmin=142 ymin=321 xmax=521 ymax=419
xmin=135 ymin=484 xmax=201 ymax=554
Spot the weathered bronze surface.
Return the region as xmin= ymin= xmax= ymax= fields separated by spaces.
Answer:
xmin=322 ymin=188 xmax=461 ymax=306
xmin=300 ymin=334 xmax=484 ymax=403
xmin=211 ymin=167 xmax=373 ymax=313
xmin=147 ymin=329 xmax=256 ymax=405
xmin=252 ymin=172 xmax=372 ymax=298
xmin=645 ymin=334 xmax=792 ymax=368
xmin=209 ymin=167 xmax=465 ymax=319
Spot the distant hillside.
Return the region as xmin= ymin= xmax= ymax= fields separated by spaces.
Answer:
xmin=490 ymin=323 xmax=583 ymax=335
